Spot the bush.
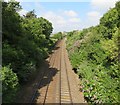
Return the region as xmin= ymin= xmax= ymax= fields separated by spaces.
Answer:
xmin=0 ymin=66 xmax=19 ymax=103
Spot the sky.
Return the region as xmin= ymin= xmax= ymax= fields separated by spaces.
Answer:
xmin=5 ymin=0 xmax=119 ymax=33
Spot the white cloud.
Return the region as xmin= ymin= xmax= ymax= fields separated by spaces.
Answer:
xmin=88 ymin=0 xmax=118 ymax=27
xmin=87 ymin=11 xmax=101 ymax=18
xmin=91 ymin=0 xmax=118 ymax=12
xmin=80 ymin=11 xmax=102 ymax=28
xmin=69 ymin=18 xmax=81 ymax=23
xmin=42 ymin=11 xmax=66 ymax=25
xmin=64 ymin=10 xmax=78 ymax=17
xmin=40 ymin=11 xmax=81 ymax=33
xmin=85 ymin=0 xmax=118 ymax=28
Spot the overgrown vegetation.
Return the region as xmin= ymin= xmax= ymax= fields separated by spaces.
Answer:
xmin=1 ymin=0 xmax=120 ymax=104
xmin=0 ymin=66 xmax=19 ymax=103
xmin=66 ymin=1 xmax=120 ymax=104
xmin=2 ymin=1 xmax=54 ymax=103
xmin=52 ymin=32 xmax=63 ymax=40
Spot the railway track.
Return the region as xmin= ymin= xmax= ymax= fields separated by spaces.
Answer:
xmin=30 ymin=38 xmax=85 ymax=104
xmin=60 ymin=39 xmax=72 ymax=104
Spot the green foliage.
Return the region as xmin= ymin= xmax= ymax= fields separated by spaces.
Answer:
xmin=52 ymin=32 xmax=63 ymax=41
xmin=66 ymin=1 xmax=120 ymax=104
xmin=2 ymin=1 xmax=22 ymax=44
xmin=100 ymin=6 xmax=119 ymax=39
xmin=2 ymin=1 xmax=54 ymax=103
xmin=0 ymin=66 xmax=19 ymax=103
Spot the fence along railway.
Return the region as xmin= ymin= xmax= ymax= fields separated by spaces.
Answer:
xmin=29 ymin=38 xmax=85 ymax=104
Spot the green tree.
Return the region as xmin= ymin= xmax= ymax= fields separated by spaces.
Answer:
xmin=2 ymin=1 xmax=54 ymax=103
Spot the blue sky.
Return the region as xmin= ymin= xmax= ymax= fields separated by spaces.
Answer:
xmin=15 ymin=0 xmax=118 ymax=33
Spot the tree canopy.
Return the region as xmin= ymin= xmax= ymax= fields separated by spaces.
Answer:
xmin=2 ymin=1 xmax=54 ymax=102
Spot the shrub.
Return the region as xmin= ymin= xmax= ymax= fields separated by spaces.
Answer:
xmin=0 ymin=66 xmax=19 ymax=103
